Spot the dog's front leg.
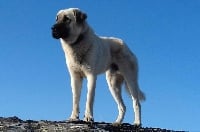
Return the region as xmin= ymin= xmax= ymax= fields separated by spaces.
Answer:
xmin=69 ymin=72 xmax=83 ymax=121
xmin=84 ymin=74 xmax=96 ymax=122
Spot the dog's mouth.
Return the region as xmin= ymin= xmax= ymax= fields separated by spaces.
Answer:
xmin=51 ymin=23 xmax=69 ymax=39
xmin=52 ymin=31 xmax=61 ymax=39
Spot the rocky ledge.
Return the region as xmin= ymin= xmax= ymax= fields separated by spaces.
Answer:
xmin=0 ymin=116 xmax=184 ymax=132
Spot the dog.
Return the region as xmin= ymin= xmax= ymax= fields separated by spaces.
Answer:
xmin=51 ymin=8 xmax=145 ymax=125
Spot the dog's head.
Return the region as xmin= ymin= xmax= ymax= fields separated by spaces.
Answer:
xmin=51 ymin=8 xmax=87 ymax=42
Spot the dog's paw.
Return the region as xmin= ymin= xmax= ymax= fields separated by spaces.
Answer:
xmin=133 ymin=123 xmax=142 ymax=127
xmin=83 ymin=115 xmax=94 ymax=122
xmin=112 ymin=122 xmax=121 ymax=126
xmin=67 ymin=116 xmax=80 ymax=122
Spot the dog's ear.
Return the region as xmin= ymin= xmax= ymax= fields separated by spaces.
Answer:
xmin=73 ymin=9 xmax=87 ymax=24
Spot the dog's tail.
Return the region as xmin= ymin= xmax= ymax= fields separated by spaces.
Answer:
xmin=138 ymin=88 xmax=146 ymax=101
xmin=123 ymin=45 xmax=146 ymax=101
xmin=125 ymin=82 xmax=146 ymax=101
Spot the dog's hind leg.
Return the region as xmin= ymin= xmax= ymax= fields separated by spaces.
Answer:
xmin=125 ymin=81 xmax=141 ymax=126
xmin=106 ymin=68 xmax=126 ymax=124
xmin=118 ymin=60 xmax=145 ymax=125
xmin=124 ymin=76 xmax=144 ymax=126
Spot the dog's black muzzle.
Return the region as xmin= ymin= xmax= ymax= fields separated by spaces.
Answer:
xmin=51 ymin=23 xmax=69 ymax=39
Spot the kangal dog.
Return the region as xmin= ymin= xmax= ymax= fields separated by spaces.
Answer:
xmin=51 ymin=8 xmax=145 ymax=125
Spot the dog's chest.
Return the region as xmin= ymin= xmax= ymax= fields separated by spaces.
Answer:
xmin=65 ymin=49 xmax=92 ymax=76
xmin=67 ymin=57 xmax=91 ymax=77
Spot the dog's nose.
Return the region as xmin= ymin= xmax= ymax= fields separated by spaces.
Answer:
xmin=51 ymin=25 xmax=57 ymax=31
xmin=51 ymin=25 xmax=61 ymax=39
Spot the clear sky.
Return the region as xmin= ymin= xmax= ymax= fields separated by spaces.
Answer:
xmin=0 ymin=0 xmax=200 ymax=131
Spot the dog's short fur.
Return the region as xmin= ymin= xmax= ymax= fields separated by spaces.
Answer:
xmin=51 ymin=8 xmax=145 ymax=125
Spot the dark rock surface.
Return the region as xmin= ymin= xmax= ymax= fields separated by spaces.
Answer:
xmin=0 ymin=116 xmax=185 ymax=132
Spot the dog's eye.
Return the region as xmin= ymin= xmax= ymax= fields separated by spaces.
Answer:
xmin=63 ymin=16 xmax=71 ymax=23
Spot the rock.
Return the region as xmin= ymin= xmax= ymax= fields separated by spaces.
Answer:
xmin=0 ymin=116 xmax=185 ymax=132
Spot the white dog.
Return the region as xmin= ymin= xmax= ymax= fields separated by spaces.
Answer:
xmin=51 ymin=8 xmax=145 ymax=125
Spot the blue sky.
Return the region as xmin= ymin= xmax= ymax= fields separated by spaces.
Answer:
xmin=0 ymin=0 xmax=200 ymax=131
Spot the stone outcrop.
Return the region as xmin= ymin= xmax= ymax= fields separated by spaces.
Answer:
xmin=0 ymin=116 xmax=184 ymax=132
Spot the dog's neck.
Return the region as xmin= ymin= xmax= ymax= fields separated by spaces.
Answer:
xmin=71 ymin=34 xmax=84 ymax=46
xmin=71 ymin=24 xmax=90 ymax=46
